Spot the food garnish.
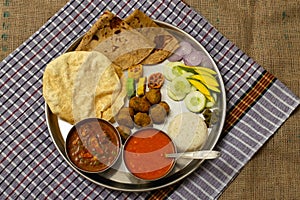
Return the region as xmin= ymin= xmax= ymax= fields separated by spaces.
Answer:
xmin=128 ymin=64 xmax=143 ymax=80
xmin=126 ymin=78 xmax=136 ymax=98
xmin=184 ymin=91 xmax=206 ymax=113
xmin=136 ymin=77 xmax=147 ymax=96
xmin=168 ymin=41 xmax=193 ymax=62
xmin=187 ymin=79 xmax=214 ymax=103
xmin=148 ymin=72 xmax=165 ymax=89
xmin=168 ymin=40 xmax=212 ymax=67
xmin=204 ymin=108 xmax=219 ymax=125
xmin=163 ymin=61 xmax=220 ymax=112
xmin=168 ymin=76 xmax=191 ymax=101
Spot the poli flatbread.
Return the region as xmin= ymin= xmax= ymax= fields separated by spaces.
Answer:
xmin=43 ymin=51 xmax=126 ymax=124
xmin=124 ymin=9 xmax=179 ymax=64
xmin=75 ymin=10 xmax=154 ymax=70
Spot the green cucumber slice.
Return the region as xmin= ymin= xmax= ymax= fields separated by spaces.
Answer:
xmin=126 ymin=78 xmax=135 ymax=98
xmin=163 ymin=62 xmax=186 ymax=81
xmin=184 ymin=91 xmax=206 ymax=112
xmin=167 ymin=89 xmax=186 ymax=101
xmin=170 ymin=76 xmax=191 ymax=95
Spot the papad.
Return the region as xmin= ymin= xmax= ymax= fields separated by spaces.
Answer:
xmin=43 ymin=51 xmax=126 ymax=124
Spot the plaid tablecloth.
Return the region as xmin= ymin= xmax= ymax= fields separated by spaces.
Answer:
xmin=1 ymin=0 xmax=299 ymax=199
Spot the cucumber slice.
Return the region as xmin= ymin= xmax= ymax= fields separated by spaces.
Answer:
xmin=163 ymin=64 xmax=175 ymax=81
xmin=190 ymin=85 xmax=197 ymax=92
xmin=181 ymin=72 xmax=194 ymax=78
xmin=206 ymin=92 xmax=217 ymax=108
xmin=126 ymin=78 xmax=135 ymax=98
xmin=170 ymin=76 xmax=191 ymax=96
xmin=167 ymin=88 xmax=186 ymax=101
xmin=163 ymin=62 xmax=186 ymax=81
xmin=184 ymin=91 xmax=206 ymax=112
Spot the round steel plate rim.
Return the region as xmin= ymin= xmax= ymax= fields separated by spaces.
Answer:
xmin=46 ymin=20 xmax=227 ymax=192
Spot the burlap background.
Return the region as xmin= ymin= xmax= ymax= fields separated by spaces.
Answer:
xmin=1 ymin=1 xmax=299 ymax=199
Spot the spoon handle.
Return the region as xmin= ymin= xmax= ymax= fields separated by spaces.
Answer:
xmin=165 ymin=150 xmax=221 ymax=159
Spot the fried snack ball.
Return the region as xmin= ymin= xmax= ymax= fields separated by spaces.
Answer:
xmin=115 ymin=107 xmax=134 ymax=128
xmin=134 ymin=112 xmax=152 ymax=127
xmin=129 ymin=96 xmax=151 ymax=113
xmin=118 ymin=107 xmax=134 ymax=119
xmin=116 ymin=125 xmax=131 ymax=143
xmin=150 ymin=104 xmax=167 ymax=124
xmin=145 ymin=89 xmax=161 ymax=105
xmin=159 ymin=101 xmax=170 ymax=115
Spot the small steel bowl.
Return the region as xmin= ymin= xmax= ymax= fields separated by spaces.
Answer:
xmin=123 ymin=128 xmax=176 ymax=181
xmin=65 ymin=118 xmax=122 ymax=173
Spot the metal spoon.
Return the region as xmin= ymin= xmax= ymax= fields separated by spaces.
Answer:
xmin=165 ymin=150 xmax=221 ymax=159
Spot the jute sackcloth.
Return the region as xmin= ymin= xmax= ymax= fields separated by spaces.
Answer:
xmin=0 ymin=0 xmax=299 ymax=199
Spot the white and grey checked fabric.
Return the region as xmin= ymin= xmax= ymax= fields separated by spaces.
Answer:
xmin=0 ymin=0 xmax=299 ymax=199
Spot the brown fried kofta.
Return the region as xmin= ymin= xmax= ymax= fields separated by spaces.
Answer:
xmin=149 ymin=104 xmax=167 ymax=124
xmin=159 ymin=101 xmax=170 ymax=115
xmin=118 ymin=107 xmax=134 ymax=119
xmin=134 ymin=112 xmax=152 ymax=127
xmin=145 ymin=88 xmax=161 ymax=105
xmin=129 ymin=96 xmax=151 ymax=113
xmin=115 ymin=107 xmax=134 ymax=128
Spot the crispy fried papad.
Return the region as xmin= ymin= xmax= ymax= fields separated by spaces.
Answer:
xmin=75 ymin=10 xmax=154 ymax=70
xmin=43 ymin=51 xmax=126 ymax=124
xmin=102 ymin=75 xmax=127 ymax=122
xmin=124 ymin=9 xmax=179 ymax=64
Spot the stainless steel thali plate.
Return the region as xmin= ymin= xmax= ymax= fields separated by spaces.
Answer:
xmin=45 ymin=20 xmax=226 ymax=192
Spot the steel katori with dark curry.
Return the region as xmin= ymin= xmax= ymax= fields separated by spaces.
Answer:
xmin=65 ymin=118 xmax=122 ymax=173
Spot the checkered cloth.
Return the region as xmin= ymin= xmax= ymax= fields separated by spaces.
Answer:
xmin=1 ymin=0 xmax=299 ymax=199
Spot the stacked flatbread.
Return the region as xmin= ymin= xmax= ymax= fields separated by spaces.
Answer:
xmin=124 ymin=9 xmax=179 ymax=64
xmin=76 ymin=10 xmax=179 ymax=68
xmin=75 ymin=11 xmax=154 ymax=70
